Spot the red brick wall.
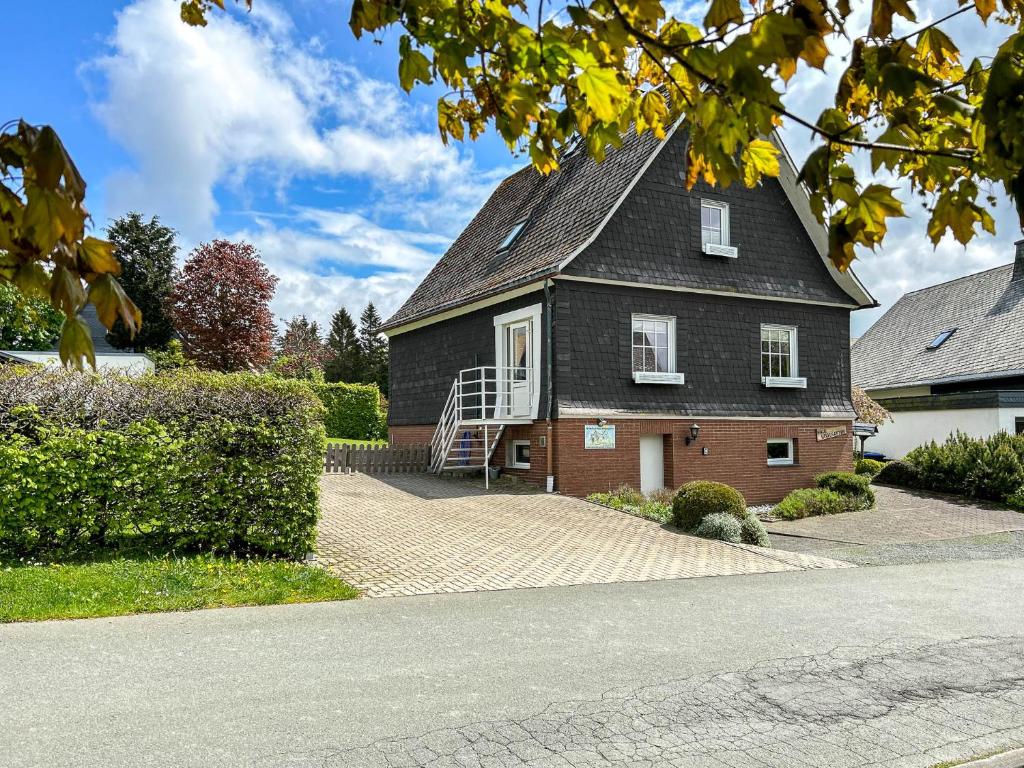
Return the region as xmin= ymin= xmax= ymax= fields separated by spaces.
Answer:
xmin=552 ymin=417 xmax=853 ymax=504
xmin=391 ymin=417 xmax=853 ymax=504
xmin=389 ymin=424 xmax=435 ymax=445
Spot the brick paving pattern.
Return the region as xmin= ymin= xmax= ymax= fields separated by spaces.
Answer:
xmin=765 ymin=485 xmax=1024 ymax=545
xmin=318 ymin=473 xmax=850 ymax=597
xmin=279 ymin=635 xmax=1024 ymax=768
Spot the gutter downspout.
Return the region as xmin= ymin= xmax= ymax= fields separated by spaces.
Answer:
xmin=544 ymin=279 xmax=555 ymax=493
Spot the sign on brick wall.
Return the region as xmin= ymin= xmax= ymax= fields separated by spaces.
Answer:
xmin=584 ymin=424 xmax=616 ymax=449
xmin=816 ymin=426 xmax=847 ymax=441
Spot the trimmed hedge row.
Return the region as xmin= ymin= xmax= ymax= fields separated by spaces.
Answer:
xmin=312 ymin=382 xmax=387 ymax=440
xmin=771 ymin=471 xmax=873 ymax=520
xmin=0 ymin=368 xmax=325 ymax=560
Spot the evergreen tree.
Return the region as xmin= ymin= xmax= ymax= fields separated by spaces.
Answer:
xmin=106 ymin=213 xmax=178 ymax=351
xmin=324 ymin=306 xmax=362 ymax=383
xmin=357 ymin=302 xmax=389 ymax=396
xmin=274 ymin=315 xmax=328 ymax=381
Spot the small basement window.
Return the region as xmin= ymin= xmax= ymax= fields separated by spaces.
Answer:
xmin=498 ymin=219 xmax=527 ymax=251
xmin=508 ymin=440 xmax=530 ymax=469
xmin=926 ymin=328 xmax=956 ymax=349
xmin=767 ymin=438 xmax=794 ymax=466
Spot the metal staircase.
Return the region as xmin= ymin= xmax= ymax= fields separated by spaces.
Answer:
xmin=429 ymin=366 xmax=534 ymax=487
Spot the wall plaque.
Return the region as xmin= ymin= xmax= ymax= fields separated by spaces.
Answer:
xmin=584 ymin=425 xmax=616 ymax=450
xmin=816 ymin=426 xmax=848 ymax=441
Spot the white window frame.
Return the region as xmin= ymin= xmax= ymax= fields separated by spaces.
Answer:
xmin=507 ymin=439 xmax=531 ymax=469
xmin=761 ymin=324 xmax=807 ymax=388
xmin=766 ymin=437 xmax=794 ymax=467
xmin=631 ymin=314 xmax=684 ymax=384
xmin=701 ymin=200 xmax=736 ymax=257
xmin=498 ymin=219 xmax=527 ymax=251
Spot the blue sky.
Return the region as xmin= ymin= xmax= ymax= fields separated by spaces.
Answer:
xmin=4 ymin=0 xmax=1017 ymax=335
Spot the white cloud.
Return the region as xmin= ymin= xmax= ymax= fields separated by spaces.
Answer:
xmin=85 ymin=0 xmax=505 ymax=326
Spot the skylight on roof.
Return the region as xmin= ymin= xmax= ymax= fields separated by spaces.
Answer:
xmin=927 ymin=328 xmax=956 ymax=349
xmin=498 ymin=219 xmax=527 ymax=252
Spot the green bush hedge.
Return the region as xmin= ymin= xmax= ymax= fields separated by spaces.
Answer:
xmin=0 ymin=368 xmax=325 ymax=560
xmin=815 ymin=471 xmax=875 ymax=509
xmin=772 ymin=488 xmax=854 ymax=520
xmin=905 ymin=432 xmax=1023 ymax=502
xmin=855 ymin=458 xmax=884 ymax=476
xmin=312 ymin=382 xmax=387 ymax=440
xmin=874 ymin=459 xmax=921 ymax=488
xmin=671 ymin=480 xmax=747 ymax=531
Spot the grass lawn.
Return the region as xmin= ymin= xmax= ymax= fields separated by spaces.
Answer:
xmin=0 ymin=555 xmax=359 ymax=623
xmin=325 ymin=437 xmax=387 ymax=447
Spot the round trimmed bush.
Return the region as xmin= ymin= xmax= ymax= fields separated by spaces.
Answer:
xmin=815 ymin=471 xmax=875 ymax=509
xmin=692 ymin=512 xmax=743 ymax=543
xmin=855 ymin=458 xmax=884 ymax=476
xmin=874 ymin=459 xmax=921 ymax=488
xmin=671 ymin=480 xmax=747 ymax=530
xmin=772 ymin=488 xmax=852 ymax=520
xmin=739 ymin=512 xmax=771 ymax=547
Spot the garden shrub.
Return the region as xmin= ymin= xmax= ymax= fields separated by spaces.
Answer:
xmin=691 ymin=513 xmax=743 ymax=544
xmin=586 ymin=485 xmax=671 ymax=523
xmin=0 ymin=368 xmax=325 ymax=560
xmin=855 ymin=458 xmax=884 ymax=476
xmin=739 ymin=513 xmax=771 ymax=547
xmin=312 ymin=382 xmax=387 ymax=440
xmin=772 ymin=488 xmax=853 ymax=520
xmin=670 ymin=480 xmax=747 ymax=531
xmin=874 ymin=459 xmax=921 ymax=489
xmin=815 ymin=471 xmax=875 ymax=509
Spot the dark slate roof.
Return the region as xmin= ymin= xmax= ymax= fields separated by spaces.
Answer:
xmin=852 ymin=256 xmax=1024 ymax=390
xmin=383 ymin=129 xmax=664 ymax=329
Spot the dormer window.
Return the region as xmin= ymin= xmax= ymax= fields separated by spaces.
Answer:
xmin=926 ymin=328 xmax=956 ymax=349
xmin=701 ymin=200 xmax=737 ymax=257
xmin=498 ymin=219 xmax=527 ymax=252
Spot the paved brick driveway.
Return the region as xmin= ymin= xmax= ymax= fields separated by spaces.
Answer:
xmin=318 ymin=473 xmax=849 ymax=597
xmin=764 ymin=485 xmax=1024 ymax=544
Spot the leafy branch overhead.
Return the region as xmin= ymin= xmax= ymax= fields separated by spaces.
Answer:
xmin=187 ymin=0 xmax=1024 ymax=272
xmin=0 ymin=121 xmax=140 ymax=367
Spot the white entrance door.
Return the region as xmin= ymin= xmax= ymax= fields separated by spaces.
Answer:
xmin=639 ymin=434 xmax=665 ymax=496
xmin=502 ymin=320 xmax=531 ymax=418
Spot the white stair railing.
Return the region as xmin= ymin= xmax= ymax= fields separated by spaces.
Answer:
xmin=429 ymin=366 xmax=534 ymax=476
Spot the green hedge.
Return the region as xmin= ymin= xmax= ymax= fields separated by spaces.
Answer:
xmin=0 ymin=369 xmax=325 ymax=560
xmin=855 ymin=458 xmax=884 ymax=476
xmin=312 ymin=382 xmax=387 ymax=440
xmin=773 ymin=488 xmax=854 ymax=519
xmin=905 ymin=432 xmax=1024 ymax=503
xmin=815 ymin=471 xmax=875 ymax=509
xmin=671 ymin=480 xmax=747 ymax=531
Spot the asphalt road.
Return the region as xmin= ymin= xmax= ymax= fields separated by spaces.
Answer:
xmin=3 ymin=559 xmax=1024 ymax=767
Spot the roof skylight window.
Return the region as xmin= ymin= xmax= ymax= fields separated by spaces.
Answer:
xmin=926 ymin=328 xmax=956 ymax=349
xmin=498 ymin=219 xmax=527 ymax=252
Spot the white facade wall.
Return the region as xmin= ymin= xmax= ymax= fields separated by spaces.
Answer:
xmin=870 ymin=407 xmax=1024 ymax=458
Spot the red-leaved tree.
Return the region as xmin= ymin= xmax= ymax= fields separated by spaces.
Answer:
xmin=167 ymin=239 xmax=278 ymax=371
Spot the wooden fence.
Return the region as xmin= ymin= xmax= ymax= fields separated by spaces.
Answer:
xmin=324 ymin=442 xmax=431 ymax=474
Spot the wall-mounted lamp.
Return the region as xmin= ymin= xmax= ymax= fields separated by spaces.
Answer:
xmin=684 ymin=423 xmax=701 ymax=446
xmin=597 ymin=418 xmax=608 ymax=427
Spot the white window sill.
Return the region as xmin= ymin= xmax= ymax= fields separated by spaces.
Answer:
xmin=767 ymin=460 xmax=795 ymax=467
xmin=702 ymin=243 xmax=738 ymax=258
xmin=633 ymin=371 xmax=685 ymax=385
xmin=762 ymin=376 xmax=807 ymax=389
xmin=507 ymin=463 xmax=530 ymax=470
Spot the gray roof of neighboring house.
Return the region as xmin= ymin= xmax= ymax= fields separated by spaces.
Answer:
xmin=852 ymin=248 xmax=1024 ymax=390
xmin=383 ymin=129 xmax=664 ymax=330
xmin=78 ymin=304 xmax=120 ymax=354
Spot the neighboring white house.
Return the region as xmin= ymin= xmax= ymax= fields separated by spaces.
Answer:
xmin=0 ymin=305 xmax=154 ymax=375
xmin=852 ymin=241 xmax=1024 ymax=458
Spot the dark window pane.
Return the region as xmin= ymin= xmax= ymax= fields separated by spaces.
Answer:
xmin=767 ymin=441 xmax=790 ymax=460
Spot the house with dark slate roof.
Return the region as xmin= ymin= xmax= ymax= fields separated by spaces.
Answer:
xmin=383 ymin=125 xmax=876 ymax=503
xmin=852 ymin=243 xmax=1024 ymax=459
xmin=0 ymin=304 xmax=154 ymax=374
